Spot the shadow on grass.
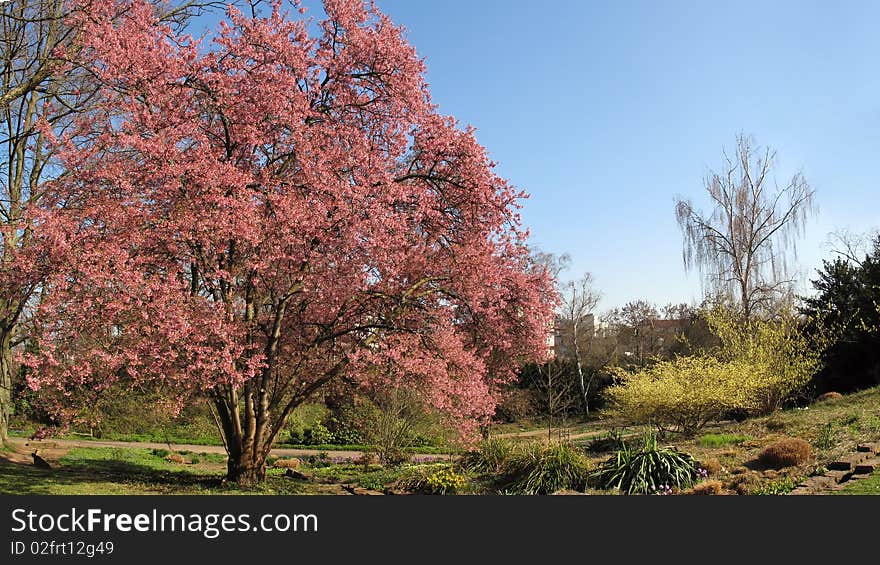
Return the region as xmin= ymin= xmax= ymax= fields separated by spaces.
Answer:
xmin=0 ymin=456 xmax=224 ymax=495
xmin=0 ymin=456 xmax=308 ymax=495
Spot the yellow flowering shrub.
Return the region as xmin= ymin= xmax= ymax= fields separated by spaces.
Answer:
xmin=606 ymin=355 xmax=753 ymax=435
xmin=608 ymin=307 xmax=826 ymax=434
xmin=707 ymin=308 xmax=825 ymax=413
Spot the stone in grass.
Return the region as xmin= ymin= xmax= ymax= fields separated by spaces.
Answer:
xmin=827 ymin=452 xmax=870 ymax=471
xmin=165 ymin=453 xmax=187 ymax=464
xmin=824 ymin=469 xmax=853 ymax=484
xmin=856 ymin=443 xmax=880 ymax=454
xmin=798 ymin=476 xmax=837 ymax=491
xmin=853 ymin=461 xmax=877 ymax=475
xmin=284 ymin=469 xmax=310 ymax=481
xmin=273 ymin=457 xmax=302 ymax=469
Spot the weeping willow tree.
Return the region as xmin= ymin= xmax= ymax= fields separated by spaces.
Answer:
xmin=675 ymin=134 xmax=816 ymax=321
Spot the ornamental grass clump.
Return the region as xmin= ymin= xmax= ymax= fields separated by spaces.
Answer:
xmin=592 ymin=432 xmax=700 ymax=495
xmin=687 ymin=479 xmax=723 ymax=495
xmin=756 ymin=438 xmax=811 ymax=469
xmin=458 ymin=438 xmax=516 ymax=475
xmin=499 ymin=442 xmax=592 ymax=495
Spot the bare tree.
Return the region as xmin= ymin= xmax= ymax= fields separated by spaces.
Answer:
xmin=524 ymin=358 xmax=577 ymax=442
xmin=558 ymin=273 xmax=600 ymax=417
xmin=824 ymin=227 xmax=879 ymax=268
xmin=530 ymin=249 xmax=571 ymax=281
xmin=675 ymin=134 xmax=816 ymax=321
xmin=0 ymin=0 xmax=227 ymax=444
xmin=605 ymin=300 xmax=661 ymax=363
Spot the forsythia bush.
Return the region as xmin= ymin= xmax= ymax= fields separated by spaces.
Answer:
xmin=707 ymin=309 xmax=825 ymax=414
xmin=607 ymin=307 xmax=826 ymax=434
xmin=606 ymin=356 xmax=753 ymax=435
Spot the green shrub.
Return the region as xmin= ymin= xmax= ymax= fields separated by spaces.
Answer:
xmin=324 ymin=397 xmax=383 ymax=445
xmin=707 ymin=307 xmax=827 ymax=414
xmin=499 ymin=442 xmax=592 ymax=495
xmin=378 ymin=447 xmax=410 ymax=468
xmin=283 ymin=403 xmax=329 ymax=445
xmin=303 ymin=423 xmax=334 ymax=445
xmin=698 ymin=433 xmax=751 ymax=448
xmin=750 ymin=475 xmax=802 ymax=495
xmin=458 ymin=438 xmax=516 ymax=474
xmin=150 ymin=448 xmax=170 ymax=459
xmin=607 ymin=308 xmax=826 ymax=434
xmin=592 ymin=432 xmax=699 ymax=495
xmin=304 ymin=452 xmax=332 ymax=468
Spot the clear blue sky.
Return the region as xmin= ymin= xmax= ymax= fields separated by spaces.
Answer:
xmin=204 ymin=1 xmax=880 ymax=312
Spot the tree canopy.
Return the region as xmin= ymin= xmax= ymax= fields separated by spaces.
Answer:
xmin=22 ymin=0 xmax=555 ymax=481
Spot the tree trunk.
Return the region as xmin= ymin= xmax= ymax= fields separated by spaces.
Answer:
xmin=213 ymin=384 xmax=277 ymax=484
xmin=572 ymin=320 xmax=590 ymax=418
xmin=576 ymin=359 xmax=589 ymax=418
xmin=224 ymin=427 xmax=273 ymax=484
xmin=226 ymin=449 xmax=268 ymax=484
xmin=0 ymin=330 xmax=13 ymax=446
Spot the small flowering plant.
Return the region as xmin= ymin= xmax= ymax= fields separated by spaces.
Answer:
xmin=425 ymin=468 xmax=468 ymax=495
xmin=652 ymin=483 xmax=674 ymax=495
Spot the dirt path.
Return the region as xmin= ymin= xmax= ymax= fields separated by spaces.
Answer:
xmin=6 ymin=437 xmax=452 ymax=462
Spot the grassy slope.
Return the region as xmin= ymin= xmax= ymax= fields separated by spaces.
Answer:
xmin=576 ymin=385 xmax=880 ymax=494
xmin=696 ymin=386 xmax=880 ymax=468
xmin=664 ymin=386 xmax=880 ymax=493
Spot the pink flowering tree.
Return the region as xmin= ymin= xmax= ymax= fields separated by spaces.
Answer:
xmin=25 ymin=0 xmax=554 ymax=483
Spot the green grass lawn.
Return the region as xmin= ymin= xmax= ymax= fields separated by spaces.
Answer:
xmin=0 ymin=445 xmax=453 ymax=495
xmin=698 ymin=433 xmax=752 ymax=448
xmin=833 ymin=472 xmax=880 ymax=495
